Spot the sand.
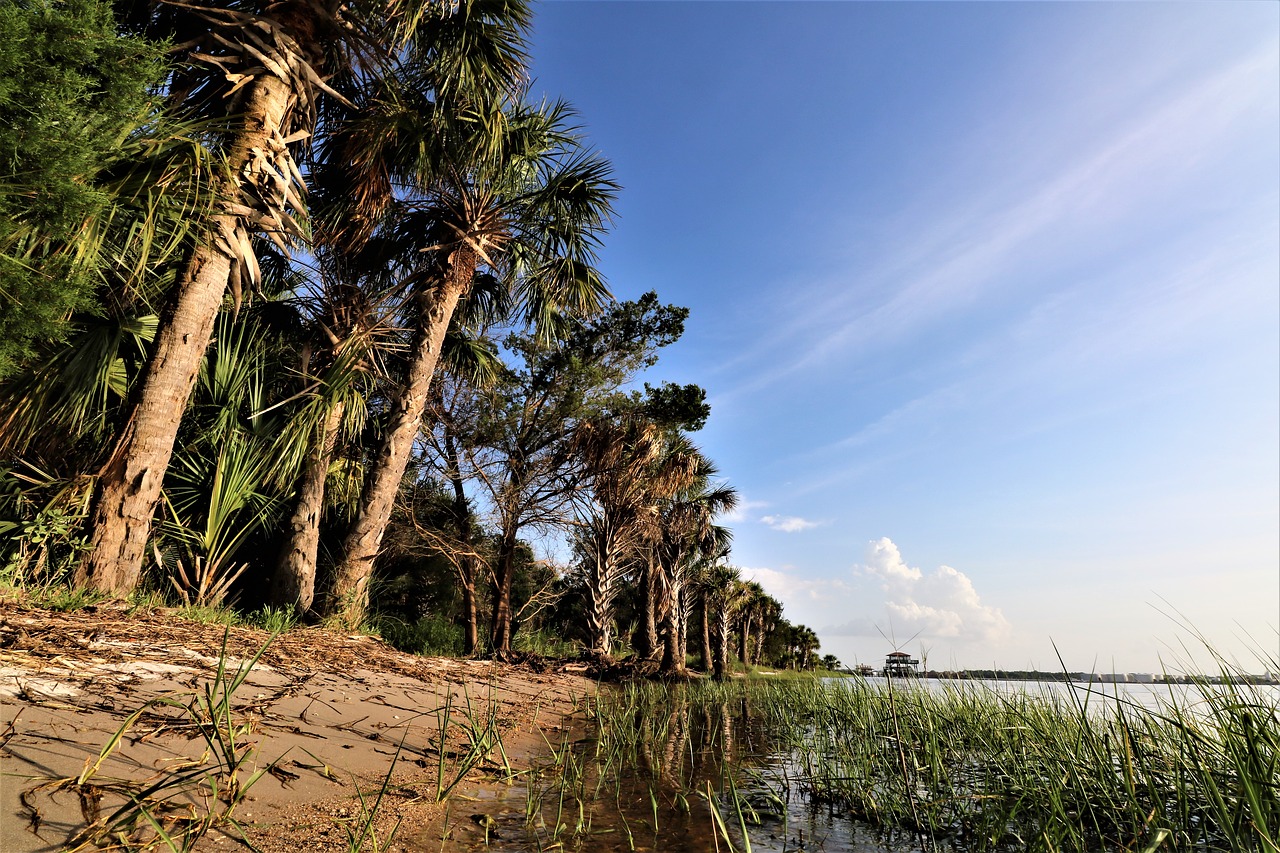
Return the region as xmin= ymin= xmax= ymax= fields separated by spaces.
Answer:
xmin=0 ymin=599 xmax=597 ymax=852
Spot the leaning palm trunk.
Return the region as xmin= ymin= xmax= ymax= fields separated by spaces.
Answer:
xmin=78 ymin=73 xmax=300 ymax=596
xmin=270 ymin=401 xmax=344 ymax=612
xmin=325 ymin=258 xmax=475 ymax=626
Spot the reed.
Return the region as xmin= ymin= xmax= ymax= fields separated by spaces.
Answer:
xmin=510 ymin=657 xmax=1276 ymax=852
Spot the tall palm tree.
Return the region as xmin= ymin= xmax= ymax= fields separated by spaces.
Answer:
xmin=76 ymin=0 xmax=442 ymax=595
xmin=737 ymin=580 xmax=766 ymax=666
xmin=706 ymin=563 xmax=745 ymax=682
xmin=572 ymin=417 xmax=696 ymax=658
xmin=264 ymin=277 xmax=390 ymax=613
xmin=652 ymin=443 xmax=737 ymax=676
xmin=324 ymin=90 xmax=617 ymax=627
xmin=752 ymin=593 xmax=782 ymax=666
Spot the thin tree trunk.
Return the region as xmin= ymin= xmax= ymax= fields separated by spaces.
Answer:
xmin=270 ymin=402 xmax=344 ymax=613
xmin=700 ymin=597 xmax=713 ymax=672
xmin=444 ymin=429 xmax=479 ymax=655
xmin=490 ymin=526 xmax=518 ymax=657
xmin=77 ymin=75 xmax=295 ymax=596
xmin=676 ymin=587 xmax=689 ymax=667
xmin=753 ymin=619 xmax=768 ymax=666
xmin=740 ymin=612 xmax=754 ymax=666
xmin=325 ymin=258 xmax=475 ymax=626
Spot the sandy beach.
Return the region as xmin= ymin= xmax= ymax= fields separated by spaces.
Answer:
xmin=0 ymin=600 xmax=596 ymax=852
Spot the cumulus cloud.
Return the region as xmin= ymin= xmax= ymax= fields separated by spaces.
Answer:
xmin=760 ymin=515 xmax=819 ymax=533
xmin=827 ymin=538 xmax=1011 ymax=643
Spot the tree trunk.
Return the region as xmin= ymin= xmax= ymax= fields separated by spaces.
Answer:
xmin=584 ymin=521 xmax=618 ymax=658
xmin=637 ymin=556 xmax=659 ymax=659
xmin=444 ymin=429 xmax=480 ymax=655
xmin=676 ymin=587 xmax=689 ymax=667
xmin=490 ymin=526 xmax=518 ymax=656
xmin=77 ymin=75 xmax=295 ymax=597
xmin=753 ymin=619 xmax=769 ymax=666
xmin=325 ymin=258 xmax=474 ymax=626
xmin=700 ymin=597 xmax=713 ymax=672
xmin=270 ymin=402 xmax=344 ymax=613
xmin=659 ymin=572 xmax=683 ymax=675
xmin=713 ymin=605 xmax=731 ymax=682
xmin=740 ymin=612 xmax=754 ymax=666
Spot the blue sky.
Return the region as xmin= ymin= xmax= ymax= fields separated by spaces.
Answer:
xmin=527 ymin=1 xmax=1279 ymax=674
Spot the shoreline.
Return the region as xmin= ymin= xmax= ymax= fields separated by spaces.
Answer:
xmin=0 ymin=600 xmax=597 ymax=852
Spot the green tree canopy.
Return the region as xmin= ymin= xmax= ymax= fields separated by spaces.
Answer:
xmin=0 ymin=0 xmax=165 ymax=378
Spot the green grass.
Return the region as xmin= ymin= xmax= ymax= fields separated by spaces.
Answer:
xmin=511 ymin=658 xmax=1278 ymax=853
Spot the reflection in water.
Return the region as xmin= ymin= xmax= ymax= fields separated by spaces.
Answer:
xmin=422 ymin=677 xmax=1277 ymax=853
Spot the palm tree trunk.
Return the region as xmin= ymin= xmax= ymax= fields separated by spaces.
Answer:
xmin=676 ymin=588 xmax=689 ymax=666
xmin=700 ymin=598 xmax=713 ymax=672
xmin=753 ymin=619 xmax=768 ymax=666
xmin=325 ymin=258 xmax=475 ymax=626
xmin=584 ymin=522 xmax=618 ymax=658
xmin=713 ymin=605 xmax=731 ymax=682
xmin=270 ymin=401 xmax=344 ymax=613
xmin=638 ymin=556 xmax=659 ymax=659
xmin=659 ymin=572 xmax=683 ymax=675
xmin=77 ymin=75 xmax=295 ymax=596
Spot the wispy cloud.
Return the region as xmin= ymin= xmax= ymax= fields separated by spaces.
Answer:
xmin=716 ymin=40 xmax=1279 ymax=402
xmin=825 ymin=539 xmax=1011 ymax=643
xmin=743 ymin=566 xmax=848 ymax=605
xmin=760 ymin=515 xmax=819 ymax=533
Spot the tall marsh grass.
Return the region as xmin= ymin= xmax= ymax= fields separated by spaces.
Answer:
xmin=521 ymin=667 xmax=1277 ymax=852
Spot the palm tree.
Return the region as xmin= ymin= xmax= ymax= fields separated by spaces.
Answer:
xmin=324 ymin=86 xmax=617 ymax=627
xmin=653 ymin=447 xmax=737 ymax=676
xmin=737 ymin=580 xmax=766 ymax=667
xmin=264 ymin=277 xmax=390 ymax=613
xmin=76 ymin=0 xmax=442 ymax=595
xmin=706 ymin=563 xmax=746 ymax=682
xmin=572 ymin=417 xmax=699 ymax=658
xmin=752 ymin=594 xmax=782 ymax=666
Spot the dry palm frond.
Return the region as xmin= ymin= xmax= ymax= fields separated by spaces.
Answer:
xmin=158 ymin=546 xmax=247 ymax=608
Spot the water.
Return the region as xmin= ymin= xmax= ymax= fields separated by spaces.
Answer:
xmin=421 ymin=677 xmax=1278 ymax=852
xmin=853 ymin=675 xmax=1280 ymax=714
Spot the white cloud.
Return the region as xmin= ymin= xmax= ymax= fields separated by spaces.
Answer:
xmin=723 ymin=499 xmax=770 ymax=523
xmin=742 ymin=566 xmax=848 ymax=605
xmin=827 ymin=538 xmax=1011 ymax=643
xmin=760 ymin=515 xmax=819 ymax=533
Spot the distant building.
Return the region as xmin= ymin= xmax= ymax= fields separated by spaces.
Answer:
xmin=1129 ymin=673 xmax=1154 ymax=684
xmin=883 ymin=651 xmax=919 ymax=678
xmin=1099 ymin=673 xmax=1128 ymax=683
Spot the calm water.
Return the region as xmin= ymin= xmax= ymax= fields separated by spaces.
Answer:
xmin=427 ymin=677 xmax=1277 ymax=853
xmin=855 ymin=675 xmax=1280 ymax=714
